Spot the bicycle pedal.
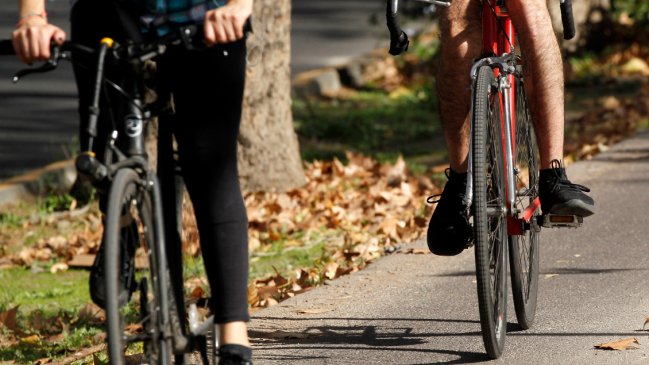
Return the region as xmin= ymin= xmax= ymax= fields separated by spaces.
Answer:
xmin=539 ymin=214 xmax=583 ymax=228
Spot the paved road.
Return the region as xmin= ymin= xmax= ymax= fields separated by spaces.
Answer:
xmin=0 ymin=0 xmax=389 ymax=181
xmin=291 ymin=0 xmax=387 ymax=75
xmin=250 ymin=132 xmax=649 ymax=364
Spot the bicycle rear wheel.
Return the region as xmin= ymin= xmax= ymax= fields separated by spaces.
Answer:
xmin=104 ymin=168 xmax=171 ymax=365
xmin=509 ymin=74 xmax=541 ymax=330
xmin=472 ymin=65 xmax=508 ymax=359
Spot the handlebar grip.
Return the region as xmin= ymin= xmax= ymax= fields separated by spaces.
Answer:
xmin=386 ymin=0 xmax=409 ymax=56
xmin=389 ymin=31 xmax=410 ymax=56
xmin=0 ymin=40 xmax=15 ymax=55
xmin=560 ymin=0 xmax=576 ymax=40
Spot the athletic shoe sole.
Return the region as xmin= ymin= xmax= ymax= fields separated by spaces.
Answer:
xmin=548 ymin=199 xmax=595 ymax=217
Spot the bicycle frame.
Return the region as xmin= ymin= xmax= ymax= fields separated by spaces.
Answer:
xmin=1 ymin=29 xmax=218 ymax=360
xmin=465 ymin=0 xmax=541 ymax=236
xmin=384 ymin=0 xmax=556 ymax=234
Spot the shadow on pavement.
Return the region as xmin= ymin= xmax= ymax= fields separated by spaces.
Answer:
xmin=251 ymin=316 xmax=492 ymax=364
xmin=435 ymin=267 xmax=645 ymax=277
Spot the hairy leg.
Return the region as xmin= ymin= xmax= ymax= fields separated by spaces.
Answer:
xmin=507 ymin=0 xmax=564 ymax=169
xmin=437 ymin=0 xmax=482 ymax=173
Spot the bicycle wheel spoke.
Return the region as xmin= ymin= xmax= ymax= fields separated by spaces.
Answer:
xmin=509 ymin=73 xmax=541 ymax=330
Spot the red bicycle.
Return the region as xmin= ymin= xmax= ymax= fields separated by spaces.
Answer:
xmin=387 ymin=0 xmax=576 ymax=358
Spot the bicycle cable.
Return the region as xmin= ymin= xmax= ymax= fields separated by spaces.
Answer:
xmin=485 ymin=0 xmax=515 ymax=54
xmin=102 ymin=82 xmax=118 ymax=134
xmin=66 ymin=54 xmax=147 ymax=118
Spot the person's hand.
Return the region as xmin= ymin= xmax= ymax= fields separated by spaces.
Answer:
xmin=204 ymin=0 xmax=253 ymax=46
xmin=12 ymin=16 xmax=66 ymax=64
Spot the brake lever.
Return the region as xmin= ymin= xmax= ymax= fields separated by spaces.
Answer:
xmin=12 ymin=46 xmax=63 ymax=83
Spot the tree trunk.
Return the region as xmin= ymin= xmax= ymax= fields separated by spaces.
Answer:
xmin=238 ymin=0 xmax=306 ymax=193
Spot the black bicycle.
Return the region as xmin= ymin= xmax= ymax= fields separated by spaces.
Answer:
xmin=1 ymin=25 xmax=220 ymax=364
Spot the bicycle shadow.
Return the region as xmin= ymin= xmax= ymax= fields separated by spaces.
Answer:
xmin=251 ymin=316 xmax=496 ymax=364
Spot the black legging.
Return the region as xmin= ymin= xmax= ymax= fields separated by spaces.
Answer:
xmin=71 ymin=0 xmax=250 ymax=324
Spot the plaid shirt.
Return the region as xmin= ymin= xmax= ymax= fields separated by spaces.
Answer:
xmin=145 ymin=0 xmax=227 ymax=26
xmin=69 ymin=0 xmax=227 ymax=33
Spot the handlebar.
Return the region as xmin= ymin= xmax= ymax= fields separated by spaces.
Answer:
xmin=385 ymin=0 xmax=451 ymax=56
xmin=560 ymin=0 xmax=576 ymax=40
xmin=386 ymin=0 xmax=409 ymax=56
xmin=0 ymin=25 xmax=199 ymax=83
xmin=384 ymin=0 xmax=576 ymax=56
xmin=0 ymin=40 xmax=95 ymax=82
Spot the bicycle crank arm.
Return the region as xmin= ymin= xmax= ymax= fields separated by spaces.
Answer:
xmin=539 ymin=214 xmax=583 ymax=228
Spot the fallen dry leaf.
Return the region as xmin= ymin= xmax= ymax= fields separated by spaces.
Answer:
xmin=190 ymin=286 xmax=206 ymax=300
xmin=0 ymin=306 xmax=19 ymax=332
xmin=124 ymin=323 xmax=143 ymax=334
xmin=50 ymin=262 xmax=69 ymax=274
xmin=594 ymin=337 xmax=640 ymax=351
xmin=78 ymin=303 xmax=105 ymax=324
xmin=20 ymin=334 xmax=40 ymax=345
xmin=644 ymin=316 xmax=649 ymax=330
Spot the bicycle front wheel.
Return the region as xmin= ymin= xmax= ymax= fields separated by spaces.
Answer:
xmin=472 ymin=65 xmax=508 ymax=359
xmin=104 ymin=168 xmax=171 ymax=365
xmin=509 ymin=73 xmax=541 ymax=330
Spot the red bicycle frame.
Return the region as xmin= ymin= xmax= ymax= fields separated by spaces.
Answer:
xmin=481 ymin=0 xmax=541 ymax=235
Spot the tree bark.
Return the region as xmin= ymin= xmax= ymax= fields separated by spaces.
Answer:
xmin=238 ymin=0 xmax=306 ymax=193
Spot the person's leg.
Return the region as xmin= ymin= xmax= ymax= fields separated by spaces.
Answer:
xmin=426 ymin=0 xmax=482 ymax=256
xmin=157 ymin=39 xmax=251 ymax=349
xmin=437 ymin=0 xmax=482 ymax=173
xmin=507 ymin=0 xmax=563 ymax=169
xmin=508 ymin=0 xmax=594 ymax=216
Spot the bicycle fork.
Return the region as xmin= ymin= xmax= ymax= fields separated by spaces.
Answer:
xmin=465 ymin=60 xmax=583 ymax=233
xmin=465 ymin=59 xmax=538 ymax=234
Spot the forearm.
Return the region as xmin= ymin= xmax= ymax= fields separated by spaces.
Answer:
xmin=18 ymin=0 xmax=46 ymax=18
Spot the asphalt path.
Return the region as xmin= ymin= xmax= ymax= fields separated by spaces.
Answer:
xmin=0 ymin=0 xmax=389 ymax=181
xmin=250 ymin=132 xmax=649 ymax=364
xmin=291 ymin=0 xmax=387 ymax=75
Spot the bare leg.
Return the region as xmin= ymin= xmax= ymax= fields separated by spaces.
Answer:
xmin=220 ymin=321 xmax=250 ymax=346
xmin=437 ymin=0 xmax=482 ymax=173
xmin=507 ymin=0 xmax=564 ymax=169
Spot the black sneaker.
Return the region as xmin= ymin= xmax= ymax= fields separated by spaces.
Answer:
xmin=218 ymin=344 xmax=253 ymax=365
xmin=539 ymin=159 xmax=595 ymax=217
xmin=89 ymin=222 xmax=138 ymax=309
xmin=426 ymin=168 xmax=472 ymax=256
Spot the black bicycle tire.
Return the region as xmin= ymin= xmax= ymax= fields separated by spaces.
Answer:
xmin=472 ymin=65 xmax=509 ymax=359
xmin=509 ymin=74 xmax=540 ymax=330
xmin=104 ymin=168 xmax=171 ymax=364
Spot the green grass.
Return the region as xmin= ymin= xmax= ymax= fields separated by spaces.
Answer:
xmin=638 ymin=118 xmax=649 ymax=130
xmin=39 ymin=194 xmax=76 ymax=214
xmin=294 ymin=85 xmax=447 ymax=168
xmin=0 ymin=269 xmax=100 ymax=363
xmin=251 ymin=241 xmax=327 ymax=279
xmin=0 ymin=268 xmax=90 ymax=316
